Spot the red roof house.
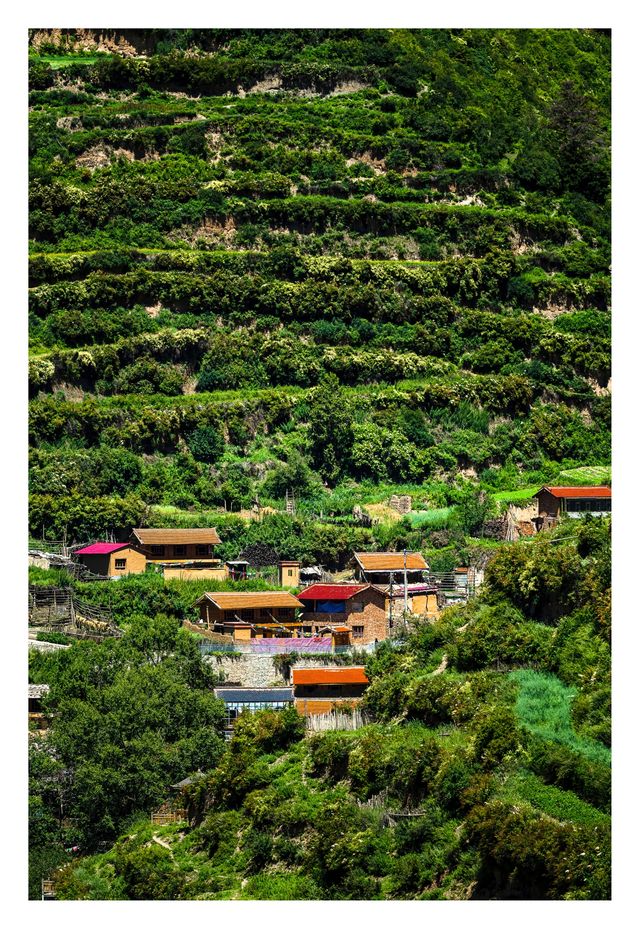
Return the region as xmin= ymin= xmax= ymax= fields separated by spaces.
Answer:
xmin=533 ymin=485 xmax=612 ymax=528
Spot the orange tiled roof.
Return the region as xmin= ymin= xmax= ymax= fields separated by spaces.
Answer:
xmin=292 ymin=667 xmax=369 ymax=686
xmin=538 ymin=486 xmax=611 ymax=499
xmin=132 ymin=527 xmax=221 ymax=546
xmin=354 ymin=551 xmax=428 ymax=571
xmin=197 ymin=591 xmax=302 ymax=610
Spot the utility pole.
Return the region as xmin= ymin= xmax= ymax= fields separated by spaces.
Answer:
xmin=403 ymin=549 xmax=409 ymax=616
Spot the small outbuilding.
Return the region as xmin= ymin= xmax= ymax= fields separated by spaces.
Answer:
xmin=292 ymin=667 xmax=369 ymax=716
xmin=214 ymin=687 xmax=294 ymax=735
xmin=74 ymin=542 xmax=145 ymax=577
xmin=352 ymin=551 xmax=429 ymax=585
xmin=533 ymin=486 xmax=611 ymax=530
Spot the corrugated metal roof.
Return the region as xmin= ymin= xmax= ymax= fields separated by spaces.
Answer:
xmin=539 ymin=486 xmax=611 ymax=499
xmin=298 ymin=583 xmax=369 ymax=601
xmin=197 ymin=591 xmax=302 ymax=610
xmin=29 ymin=684 xmax=50 ymax=698
xmin=354 ymin=551 xmax=428 ymax=571
xmin=132 ymin=528 xmax=221 ymax=545
xmin=214 ymin=688 xmax=294 ymax=702
xmin=292 ymin=667 xmax=369 ymax=685
xmin=75 ymin=542 xmax=129 ymax=555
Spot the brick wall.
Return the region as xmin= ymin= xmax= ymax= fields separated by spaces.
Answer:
xmin=302 ymin=588 xmax=389 ymax=645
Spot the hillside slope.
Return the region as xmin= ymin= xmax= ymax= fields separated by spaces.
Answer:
xmin=28 ymin=28 xmax=610 ymax=547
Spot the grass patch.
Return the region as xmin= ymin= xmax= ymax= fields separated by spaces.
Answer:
xmin=406 ymin=507 xmax=453 ymax=527
xmin=556 ymin=465 xmax=611 ymax=485
xmin=512 ymin=670 xmax=611 ymax=766
xmin=501 ymin=770 xmax=610 ymax=827
xmin=492 ymin=486 xmax=538 ymax=504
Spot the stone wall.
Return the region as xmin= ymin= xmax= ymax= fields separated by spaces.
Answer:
xmin=205 ymin=653 xmax=345 ymax=688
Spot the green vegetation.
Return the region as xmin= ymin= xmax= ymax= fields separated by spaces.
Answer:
xmin=28 ymin=28 xmax=610 ymax=544
xmin=28 ymin=28 xmax=610 ymax=901
xmin=37 ymin=518 xmax=610 ymax=900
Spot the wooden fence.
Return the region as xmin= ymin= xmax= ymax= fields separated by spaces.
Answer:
xmin=28 ymin=586 xmax=122 ymax=639
xmin=150 ymin=809 xmax=186 ymax=826
xmin=305 ymin=708 xmax=368 ymax=732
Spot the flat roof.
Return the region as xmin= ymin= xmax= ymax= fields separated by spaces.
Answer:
xmin=292 ymin=667 xmax=369 ymax=686
xmin=214 ymin=688 xmax=294 ymax=702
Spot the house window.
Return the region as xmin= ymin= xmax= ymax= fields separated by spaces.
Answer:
xmin=350 ymin=601 xmax=364 ymax=613
xmin=114 ymin=558 xmax=126 ymax=570
xmin=151 ymin=545 xmax=165 ymax=556
xmin=174 ymin=545 xmax=187 ymax=556
xmin=196 ymin=545 xmax=209 ymax=557
xmin=352 ymin=625 xmax=364 ymax=638
xmin=288 ymin=568 xmax=293 ymax=577
xmin=277 ymin=608 xmax=290 ymax=618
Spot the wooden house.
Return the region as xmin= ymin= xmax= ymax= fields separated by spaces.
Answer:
xmin=74 ymin=542 xmax=146 ymax=577
xmin=195 ymin=591 xmax=305 ymax=639
xmin=292 ymin=667 xmax=369 ymax=716
xmin=129 ymin=528 xmax=226 ymax=579
xmin=533 ymin=486 xmax=612 ymax=530
xmin=352 ymin=551 xmax=429 ymax=585
xmin=297 ymin=583 xmax=389 ymax=645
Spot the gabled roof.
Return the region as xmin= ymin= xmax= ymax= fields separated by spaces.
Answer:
xmin=297 ymin=583 xmax=370 ymax=601
xmin=354 ymin=551 xmax=428 ymax=572
xmin=196 ymin=591 xmax=302 ymax=610
xmin=132 ymin=528 xmax=221 ymax=546
xmin=75 ymin=542 xmax=130 ymax=555
xmin=292 ymin=667 xmax=369 ymax=686
xmin=536 ymin=486 xmax=611 ymax=499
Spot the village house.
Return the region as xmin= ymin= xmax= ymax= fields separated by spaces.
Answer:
xmin=352 ymin=551 xmax=429 ymax=585
xmin=195 ymin=591 xmax=305 ymax=639
xmin=74 ymin=542 xmax=146 ymax=577
xmin=129 ymin=528 xmax=225 ymax=579
xmin=74 ymin=528 xmax=225 ymax=578
xmin=532 ymin=486 xmax=612 ymax=531
xmin=292 ymin=666 xmax=369 ymax=716
xmin=214 ymin=687 xmax=294 ymax=737
xmin=297 ymin=583 xmax=389 ymax=645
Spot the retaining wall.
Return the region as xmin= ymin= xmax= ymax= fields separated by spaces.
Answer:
xmin=205 ymin=653 xmax=343 ymax=687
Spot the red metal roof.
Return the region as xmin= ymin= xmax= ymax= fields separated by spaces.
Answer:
xmin=292 ymin=667 xmax=369 ymax=685
xmin=298 ymin=584 xmax=368 ymax=601
xmin=75 ymin=543 xmax=130 ymax=555
xmin=539 ymin=486 xmax=611 ymax=499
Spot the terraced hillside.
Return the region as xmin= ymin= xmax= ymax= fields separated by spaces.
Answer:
xmin=28 ymin=28 xmax=611 ymax=548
